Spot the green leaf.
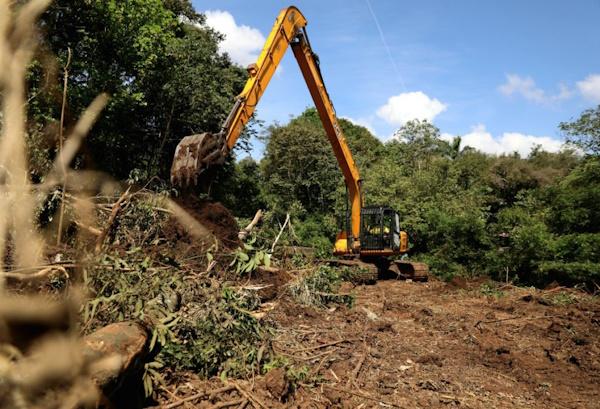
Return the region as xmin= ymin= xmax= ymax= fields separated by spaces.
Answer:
xmin=149 ymin=329 xmax=158 ymax=351
xmin=135 ymin=298 xmax=143 ymax=314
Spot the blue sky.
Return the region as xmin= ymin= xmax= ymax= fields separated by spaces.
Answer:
xmin=192 ymin=0 xmax=600 ymax=157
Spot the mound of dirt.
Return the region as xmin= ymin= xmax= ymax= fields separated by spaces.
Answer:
xmin=166 ymin=197 xmax=240 ymax=249
xmin=250 ymin=267 xmax=292 ymax=301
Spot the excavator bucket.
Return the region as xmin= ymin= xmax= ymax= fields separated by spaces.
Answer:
xmin=170 ymin=132 xmax=227 ymax=187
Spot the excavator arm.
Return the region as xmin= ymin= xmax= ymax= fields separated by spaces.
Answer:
xmin=171 ymin=6 xmax=363 ymax=248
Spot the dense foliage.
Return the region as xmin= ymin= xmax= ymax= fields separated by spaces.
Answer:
xmin=30 ymin=0 xmax=246 ymax=181
xmin=255 ymin=107 xmax=600 ymax=287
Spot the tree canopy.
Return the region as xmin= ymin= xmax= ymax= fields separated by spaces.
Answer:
xmin=257 ymin=110 xmax=598 ymax=286
xmin=560 ymin=105 xmax=600 ymax=155
xmin=31 ymin=0 xmax=246 ymax=180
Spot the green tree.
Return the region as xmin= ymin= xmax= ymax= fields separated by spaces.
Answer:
xmin=32 ymin=0 xmax=246 ymax=180
xmin=559 ymin=105 xmax=600 ymax=155
xmin=390 ymin=120 xmax=451 ymax=172
xmin=260 ymin=108 xmax=384 ymax=247
xmin=257 ymin=108 xmax=595 ymax=285
xmin=261 ymin=114 xmax=339 ymax=216
xmin=338 ymin=118 xmax=383 ymax=170
xmin=546 ymin=158 xmax=600 ymax=234
xmin=214 ymin=157 xmax=265 ymax=218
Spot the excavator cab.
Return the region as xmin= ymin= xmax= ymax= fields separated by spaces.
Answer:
xmin=333 ymin=206 xmax=426 ymax=282
xmin=334 ymin=206 xmax=408 ymax=256
xmin=360 ymin=206 xmax=408 ymax=256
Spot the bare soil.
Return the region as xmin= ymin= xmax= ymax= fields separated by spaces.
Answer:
xmin=166 ymin=197 xmax=240 ymax=249
xmin=159 ymin=278 xmax=600 ymax=409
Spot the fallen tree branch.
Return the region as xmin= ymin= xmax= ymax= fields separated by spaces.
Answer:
xmin=271 ymin=343 xmax=335 ymax=361
xmin=291 ymin=338 xmax=356 ymax=353
xmin=1 ymin=266 xmax=69 ymax=282
xmin=347 ymin=348 xmax=368 ymax=387
xmin=159 ymin=386 xmax=196 ymax=409
xmin=270 ymin=213 xmax=290 ymax=254
xmin=230 ymin=382 xmax=268 ymax=409
xmin=74 ymin=220 xmax=102 ymax=237
xmin=542 ymin=286 xmax=569 ymax=293
xmin=238 ymin=209 xmax=263 ymax=241
xmin=208 ymin=385 xmax=236 ymax=400
xmin=257 ymin=266 xmax=281 ymax=274
xmin=162 ymin=392 xmax=203 ymax=409
xmin=162 ymin=385 xmax=235 ymax=409
xmin=210 ymin=399 xmax=244 ymax=409
xmin=95 ymin=187 xmax=131 ymax=254
xmin=204 ymin=260 xmax=217 ymax=275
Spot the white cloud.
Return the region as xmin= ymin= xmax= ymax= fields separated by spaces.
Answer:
xmin=498 ymin=74 xmax=572 ymax=104
xmin=376 ymin=91 xmax=447 ymax=126
xmin=446 ymin=124 xmax=564 ymax=156
xmin=499 ymin=74 xmax=544 ymax=103
xmin=577 ymin=74 xmax=600 ymax=103
xmin=440 ymin=132 xmax=456 ymax=143
xmin=555 ymin=83 xmax=573 ymax=100
xmin=204 ymin=10 xmax=265 ymax=66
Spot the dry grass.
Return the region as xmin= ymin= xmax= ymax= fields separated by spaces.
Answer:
xmin=0 ymin=2 xmax=231 ymax=407
xmin=0 ymin=2 xmax=111 ymax=408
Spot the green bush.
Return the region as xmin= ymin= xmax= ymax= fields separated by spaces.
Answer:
xmin=161 ymin=286 xmax=269 ymax=378
xmin=538 ymin=261 xmax=600 ymax=285
xmin=546 ymin=159 xmax=600 ymax=234
xmin=511 ymin=221 xmax=554 ymax=281
xmin=294 ymin=214 xmax=337 ymax=257
xmin=553 ymin=233 xmax=600 ymax=262
xmin=411 ymin=201 xmax=490 ymax=278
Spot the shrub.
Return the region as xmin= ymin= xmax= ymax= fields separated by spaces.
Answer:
xmin=161 ymin=286 xmax=269 ymax=378
xmin=553 ymin=233 xmax=600 ymax=263
xmin=538 ymin=262 xmax=600 ymax=286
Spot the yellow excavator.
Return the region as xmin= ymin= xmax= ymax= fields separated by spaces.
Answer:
xmin=170 ymin=6 xmax=428 ymax=282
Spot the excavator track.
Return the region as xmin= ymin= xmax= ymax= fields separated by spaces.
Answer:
xmin=323 ymin=259 xmax=379 ymax=285
xmin=323 ymin=259 xmax=429 ymax=284
xmin=389 ymin=260 xmax=429 ymax=282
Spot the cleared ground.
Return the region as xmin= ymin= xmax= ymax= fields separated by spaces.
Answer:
xmin=159 ymin=278 xmax=600 ymax=408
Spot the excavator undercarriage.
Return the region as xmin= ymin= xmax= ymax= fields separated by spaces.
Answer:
xmin=325 ymin=258 xmax=429 ymax=285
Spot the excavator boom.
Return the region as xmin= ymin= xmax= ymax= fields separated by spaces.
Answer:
xmin=171 ymin=6 xmax=363 ymax=246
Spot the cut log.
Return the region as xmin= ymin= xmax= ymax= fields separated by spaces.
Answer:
xmin=83 ymin=321 xmax=149 ymax=404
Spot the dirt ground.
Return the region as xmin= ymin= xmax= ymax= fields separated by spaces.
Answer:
xmin=158 ymin=278 xmax=600 ymax=409
xmin=168 ymin=197 xmax=241 ymax=249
